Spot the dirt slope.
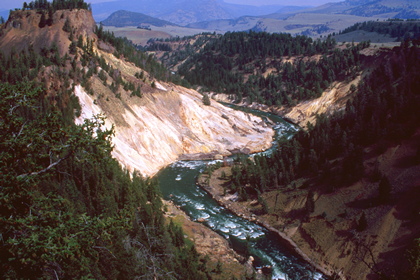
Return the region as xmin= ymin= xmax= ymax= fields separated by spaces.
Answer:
xmin=0 ymin=9 xmax=95 ymax=56
xmin=75 ymin=79 xmax=274 ymax=177
xmin=198 ymin=128 xmax=420 ymax=279
xmin=0 ymin=9 xmax=274 ymax=177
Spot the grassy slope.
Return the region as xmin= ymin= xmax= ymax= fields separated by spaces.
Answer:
xmin=103 ymin=25 xmax=211 ymax=46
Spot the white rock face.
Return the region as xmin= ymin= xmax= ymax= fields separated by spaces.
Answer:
xmin=74 ymin=84 xmax=273 ymax=177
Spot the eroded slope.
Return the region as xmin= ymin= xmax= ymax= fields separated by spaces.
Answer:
xmin=74 ymin=67 xmax=273 ymax=177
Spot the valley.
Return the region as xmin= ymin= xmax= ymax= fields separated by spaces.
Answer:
xmin=0 ymin=1 xmax=419 ymax=280
xmin=103 ymin=25 xmax=211 ymax=46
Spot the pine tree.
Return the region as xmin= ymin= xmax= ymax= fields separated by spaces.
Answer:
xmin=305 ymin=190 xmax=315 ymax=215
xmin=39 ymin=11 xmax=46 ymax=28
xmin=378 ymin=176 xmax=392 ymax=204
xmin=47 ymin=7 xmax=54 ymax=26
xmin=357 ymin=212 xmax=367 ymax=231
xmin=69 ymin=41 xmax=77 ymax=54
xmin=202 ymin=93 xmax=211 ymax=106
xmin=62 ymin=17 xmax=71 ymax=32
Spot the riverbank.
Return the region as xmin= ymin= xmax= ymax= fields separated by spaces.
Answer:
xmin=210 ymin=75 xmax=358 ymax=129
xmin=164 ymin=200 xmax=256 ymax=279
xmin=196 ymin=125 xmax=420 ymax=280
xmin=197 ymin=168 xmax=335 ymax=279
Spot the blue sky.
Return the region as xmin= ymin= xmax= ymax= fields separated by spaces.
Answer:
xmin=224 ymin=0 xmax=342 ymax=5
xmin=1 ymin=0 xmax=343 ymax=11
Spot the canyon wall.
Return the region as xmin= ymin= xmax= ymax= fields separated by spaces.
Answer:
xmin=75 ymin=82 xmax=274 ymax=177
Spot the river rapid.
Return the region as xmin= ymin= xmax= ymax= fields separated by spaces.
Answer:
xmin=157 ymin=105 xmax=328 ymax=280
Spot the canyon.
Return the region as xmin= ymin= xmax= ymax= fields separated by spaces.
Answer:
xmin=1 ymin=7 xmax=418 ymax=280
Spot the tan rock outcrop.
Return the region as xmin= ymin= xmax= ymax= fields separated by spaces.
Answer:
xmin=75 ymin=82 xmax=274 ymax=177
xmin=285 ymin=77 xmax=361 ymax=128
xmin=0 ymin=9 xmax=95 ymax=56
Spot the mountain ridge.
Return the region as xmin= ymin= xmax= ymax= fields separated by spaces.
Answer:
xmin=0 ymin=8 xmax=274 ymax=177
xmin=92 ymin=0 xmax=290 ymax=25
xmin=101 ymin=0 xmax=419 ymax=41
xmin=294 ymin=0 xmax=420 ymax=18
xmin=101 ymin=10 xmax=178 ymax=27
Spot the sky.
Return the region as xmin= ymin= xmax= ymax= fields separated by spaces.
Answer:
xmin=224 ymin=0 xmax=342 ymax=5
xmin=0 ymin=0 xmax=344 ymax=11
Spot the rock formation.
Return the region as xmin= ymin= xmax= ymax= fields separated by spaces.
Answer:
xmin=75 ymin=82 xmax=274 ymax=177
xmin=0 ymin=8 xmax=274 ymax=177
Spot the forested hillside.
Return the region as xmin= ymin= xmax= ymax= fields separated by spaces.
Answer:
xmin=229 ymin=43 xmax=420 ymax=196
xmin=157 ymin=31 xmax=369 ymax=106
xmin=203 ymin=41 xmax=420 ymax=279
xmin=340 ymin=19 xmax=420 ymax=41
xmin=101 ymin=10 xmax=177 ymax=28
xmin=0 ymin=1 xmax=217 ymax=279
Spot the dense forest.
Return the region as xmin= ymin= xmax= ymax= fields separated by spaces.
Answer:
xmin=146 ymin=33 xmax=216 ymax=69
xmin=0 ymin=81 xmax=209 ymax=280
xmin=227 ymin=42 xmax=420 ymax=199
xmin=216 ymin=42 xmax=420 ymax=279
xmin=0 ymin=1 xmax=213 ymax=279
xmin=340 ymin=19 xmax=420 ymax=41
xmin=173 ymin=31 xmax=369 ymax=105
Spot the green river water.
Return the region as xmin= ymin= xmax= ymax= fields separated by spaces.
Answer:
xmin=157 ymin=105 xmax=328 ymax=280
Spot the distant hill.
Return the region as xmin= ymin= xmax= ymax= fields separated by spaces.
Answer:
xmin=187 ymin=0 xmax=420 ymax=36
xmin=92 ymin=0 xmax=288 ymax=25
xmin=293 ymin=0 xmax=420 ymax=19
xmin=187 ymin=13 xmax=379 ymax=36
xmin=101 ymin=10 xmax=177 ymax=27
xmin=340 ymin=19 xmax=420 ymax=40
xmin=97 ymin=0 xmax=420 ymax=41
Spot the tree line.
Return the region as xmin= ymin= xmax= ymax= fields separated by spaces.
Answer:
xmin=22 ymin=0 xmax=91 ymax=11
xmin=0 ymin=81 xmax=210 ymax=279
xmin=145 ymin=33 xmax=217 ymax=71
xmin=340 ymin=19 xmax=420 ymax=41
xmin=94 ymin=24 xmax=189 ymax=87
xmin=0 ymin=3 xmax=218 ymax=278
xmin=176 ymin=31 xmax=369 ymax=106
xmin=228 ymin=42 xmax=420 ymax=201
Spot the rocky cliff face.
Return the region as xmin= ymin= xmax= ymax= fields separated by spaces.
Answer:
xmin=0 ymin=8 xmax=274 ymax=177
xmin=75 ymin=81 xmax=273 ymax=177
xmin=285 ymin=76 xmax=361 ymax=128
xmin=72 ymin=33 xmax=273 ymax=177
xmin=0 ymin=9 xmax=95 ymax=56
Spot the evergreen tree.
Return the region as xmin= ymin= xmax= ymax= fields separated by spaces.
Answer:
xmin=202 ymin=93 xmax=211 ymax=106
xmin=378 ymin=176 xmax=392 ymax=204
xmin=357 ymin=212 xmax=368 ymax=231
xmin=69 ymin=41 xmax=77 ymax=54
xmin=305 ymin=190 xmax=315 ymax=215
xmin=62 ymin=17 xmax=71 ymax=32
xmin=46 ymin=6 xmax=54 ymax=26
xmin=38 ymin=11 xmax=46 ymax=28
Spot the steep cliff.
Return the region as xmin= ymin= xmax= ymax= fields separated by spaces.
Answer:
xmin=74 ymin=81 xmax=273 ymax=177
xmin=0 ymin=9 xmax=273 ymax=177
xmin=0 ymin=6 xmax=272 ymax=278
xmin=284 ymin=76 xmax=361 ymax=127
xmin=0 ymin=9 xmax=95 ymax=56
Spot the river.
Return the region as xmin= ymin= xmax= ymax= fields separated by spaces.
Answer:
xmin=157 ymin=105 xmax=328 ymax=280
